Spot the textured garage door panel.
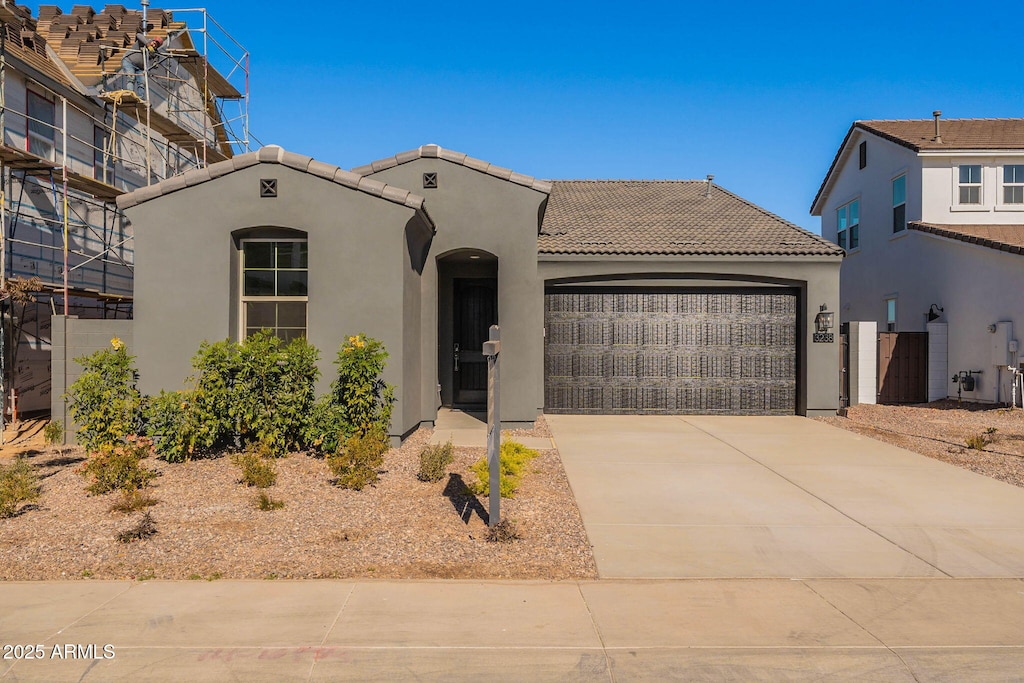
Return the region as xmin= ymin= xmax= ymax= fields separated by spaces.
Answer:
xmin=544 ymin=290 xmax=797 ymax=415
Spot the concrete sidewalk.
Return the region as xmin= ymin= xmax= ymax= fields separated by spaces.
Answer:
xmin=2 ymin=578 xmax=1024 ymax=681
xmin=548 ymin=415 xmax=1024 ymax=580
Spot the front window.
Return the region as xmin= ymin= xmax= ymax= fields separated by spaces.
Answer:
xmin=958 ymin=165 xmax=982 ymax=205
xmin=241 ymin=240 xmax=308 ymax=341
xmin=1004 ymin=165 xmax=1024 ymax=204
xmin=26 ymin=90 xmax=55 ymax=160
xmin=892 ymin=175 xmax=906 ymax=233
xmin=885 ymin=298 xmax=897 ymax=332
xmin=836 ymin=199 xmax=859 ymax=250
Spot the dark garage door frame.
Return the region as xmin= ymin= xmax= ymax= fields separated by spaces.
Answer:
xmin=544 ymin=285 xmax=804 ymax=415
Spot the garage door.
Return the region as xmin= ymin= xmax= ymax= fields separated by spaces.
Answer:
xmin=544 ymin=289 xmax=797 ymax=415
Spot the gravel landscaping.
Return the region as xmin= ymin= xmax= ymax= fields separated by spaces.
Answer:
xmin=817 ymin=401 xmax=1024 ymax=488
xmin=0 ymin=418 xmax=597 ymax=581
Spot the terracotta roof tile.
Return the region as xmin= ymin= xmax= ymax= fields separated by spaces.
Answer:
xmin=353 ymin=145 xmax=552 ymax=194
xmin=541 ymin=180 xmax=843 ymax=257
xmin=908 ymin=222 xmax=1024 ymax=255
xmin=858 ymin=119 xmax=1024 ymax=152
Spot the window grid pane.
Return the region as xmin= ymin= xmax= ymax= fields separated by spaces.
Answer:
xmin=1005 ymin=165 xmax=1024 ymax=184
xmin=242 ymin=240 xmax=308 ymax=341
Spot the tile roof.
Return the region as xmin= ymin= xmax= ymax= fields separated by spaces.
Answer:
xmin=812 ymin=118 xmax=1024 ymax=214
xmin=858 ymin=119 xmax=1024 ymax=152
xmin=908 ymin=221 xmax=1024 ymax=255
xmin=36 ymin=4 xmax=187 ymax=87
xmin=540 ymin=180 xmax=843 ymax=257
xmin=353 ymin=144 xmax=552 ymax=194
xmin=117 ymin=145 xmax=434 ymax=228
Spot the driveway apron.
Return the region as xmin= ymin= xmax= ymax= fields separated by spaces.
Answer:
xmin=547 ymin=414 xmax=1024 ymax=579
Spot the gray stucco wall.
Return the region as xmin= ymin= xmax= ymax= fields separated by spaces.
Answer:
xmin=366 ymin=159 xmax=549 ymax=426
xmin=50 ymin=315 xmax=136 ymax=444
xmin=123 ymin=162 xmax=431 ymax=438
xmin=538 ymin=256 xmax=843 ymax=416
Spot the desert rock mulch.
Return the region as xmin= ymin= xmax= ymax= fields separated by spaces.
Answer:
xmin=0 ymin=420 xmax=597 ymax=581
xmin=817 ymin=401 xmax=1024 ymax=488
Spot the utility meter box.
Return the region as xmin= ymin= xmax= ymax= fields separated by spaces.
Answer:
xmin=991 ymin=321 xmax=1014 ymax=367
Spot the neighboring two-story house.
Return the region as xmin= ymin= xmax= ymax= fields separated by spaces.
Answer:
xmin=812 ymin=115 xmax=1024 ymax=405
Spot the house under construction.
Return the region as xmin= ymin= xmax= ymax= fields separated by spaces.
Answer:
xmin=0 ymin=2 xmax=250 ymax=415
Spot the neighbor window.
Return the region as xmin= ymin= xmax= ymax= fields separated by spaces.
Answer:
xmin=958 ymin=165 xmax=982 ymax=204
xmin=26 ymin=90 xmax=55 ymax=160
xmin=885 ymin=298 xmax=897 ymax=332
xmin=892 ymin=175 xmax=906 ymax=233
xmin=836 ymin=199 xmax=859 ymax=250
xmin=241 ymin=240 xmax=308 ymax=341
xmin=93 ymin=126 xmax=114 ymax=184
xmin=1003 ymin=165 xmax=1024 ymax=204
xmin=858 ymin=141 xmax=867 ymax=170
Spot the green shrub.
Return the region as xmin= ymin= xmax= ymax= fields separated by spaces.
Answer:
xmin=43 ymin=420 xmax=64 ymax=446
xmin=231 ymin=446 xmax=278 ymax=488
xmin=255 ymin=491 xmax=285 ymax=510
xmin=417 ymin=440 xmax=454 ymax=482
xmin=144 ymin=333 xmax=320 ymax=460
xmin=327 ymin=426 xmax=389 ymax=490
xmin=66 ymin=338 xmax=142 ymax=451
xmin=469 ymin=441 xmax=539 ymax=498
xmin=0 ymin=458 xmax=40 ymax=517
xmin=77 ymin=435 xmax=156 ymax=495
xmin=305 ymin=335 xmax=395 ymax=453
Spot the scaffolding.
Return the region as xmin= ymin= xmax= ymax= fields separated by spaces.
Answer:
xmin=0 ymin=2 xmax=251 ymax=424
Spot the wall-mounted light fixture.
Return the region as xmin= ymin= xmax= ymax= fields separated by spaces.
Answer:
xmin=814 ymin=304 xmax=834 ymax=334
xmin=927 ymin=304 xmax=944 ymax=322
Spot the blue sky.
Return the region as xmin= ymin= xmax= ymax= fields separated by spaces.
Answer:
xmin=27 ymin=1 xmax=1023 ymax=232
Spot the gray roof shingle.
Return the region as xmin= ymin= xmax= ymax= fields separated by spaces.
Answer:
xmin=117 ymin=146 xmax=433 ymax=229
xmin=353 ymin=144 xmax=552 ymax=194
xmin=540 ymin=180 xmax=843 ymax=257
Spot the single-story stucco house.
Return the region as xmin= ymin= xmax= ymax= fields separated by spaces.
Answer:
xmin=52 ymin=144 xmax=844 ymax=441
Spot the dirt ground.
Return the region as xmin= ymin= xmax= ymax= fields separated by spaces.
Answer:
xmin=817 ymin=401 xmax=1024 ymax=488
xmin=0 ymin=419 xmax=597 ymax=581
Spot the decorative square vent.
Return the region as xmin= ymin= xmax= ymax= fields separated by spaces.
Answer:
xmin=422 ymin=172 xmax=438 ymax=189
xmin=260 ymin=178 xmax=278 ymax=197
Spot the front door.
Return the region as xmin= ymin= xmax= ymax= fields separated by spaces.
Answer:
xmin=453 ymin=278 xmax=497 ymax=406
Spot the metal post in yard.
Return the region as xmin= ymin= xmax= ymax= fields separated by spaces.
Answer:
xmin=483 ymin=325 xmax=501 ymax=527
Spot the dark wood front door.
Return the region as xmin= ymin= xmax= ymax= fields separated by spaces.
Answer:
xmin=453 ymin=278 xmax=497 ymax=405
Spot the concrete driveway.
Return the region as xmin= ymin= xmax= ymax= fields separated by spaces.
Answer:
xmin=547 ymin=415 xmax=1024 ymax=579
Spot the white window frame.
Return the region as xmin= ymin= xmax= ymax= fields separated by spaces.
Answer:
xmin=1001 ymin=164 xmax=1024 ymax=206
xmin=884 ymin=297 xmax=897 ymax=332
xmin=239 ymin=238 xmax=308 ymax=342
xmin=836 ymin=198 xmax=860 ymax=251
xmin=26 ymin=89 xmax=55 ymax=161
xmin=957 ymin=164 xmax=983 ymax=206
xmin=892 ymin=174 xmax=907 ymax=233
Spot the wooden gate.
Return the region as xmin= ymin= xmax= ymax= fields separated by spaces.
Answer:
xmin=878 ymin=332 xmax=928 ymax=404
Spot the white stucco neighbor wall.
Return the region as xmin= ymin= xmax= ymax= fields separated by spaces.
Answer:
xmin=847 ymin=321 xmax=877 ymax=405
xmin=921 ymin=155 xmax=1024 ymax=225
